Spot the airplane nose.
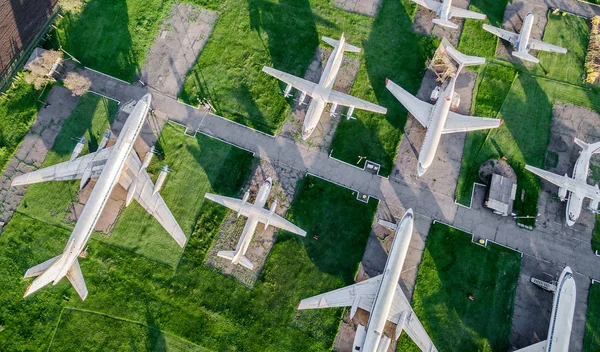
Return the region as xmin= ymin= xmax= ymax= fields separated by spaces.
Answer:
xmin=417 ymin=164 xmax=427 ymax=177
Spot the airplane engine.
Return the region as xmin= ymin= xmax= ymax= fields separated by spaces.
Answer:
xmin=298 ymin=91 xmax=307 ymax=105
xmin=451 ymin=92 xmax=461 ymax=109
xmin=558 ymin=187 xmax=568 ymax=201
xmin=376 ymin=336 xmax=391 ymax=352
xmin=70 ymin=137 xmax=86 ymax=161
xmin=264 ymin=201 xmax=278 ymax=230
xmin=238 ymin=191 xmax=250 ymax=217
xmin=283 ymin=84 xmax=293 ymax=98
xmin=430 ymin=86 xmax=441 ymax=102
xmin=152 ymin=165 xmax=169 ymax=195
xmin=346 ymin=106 xmax=355 ymax=120
xmin=590 ymin=199 xmax=599 ymax=212
xmin=352 ymin=324 xmax=367 ymax=351
xmin=98 ymin=130 xmax=111 ymax=150
xmin=142 ymin=146 xmax=156 ymax=170
xmin=330 ymin=103 xmax=338 ymax=117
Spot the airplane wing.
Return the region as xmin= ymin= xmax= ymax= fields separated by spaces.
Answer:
xmin=262 ymin=66 xmax=317 ymax=96
xmin=390 ymin=284 xmax=438 ymax=352
xmin=482 ymin=24 xmax=518 ymax=45
xmin=411 ymin=0 xmax=441 ymax=12
xmin=528 ymin=39 xmax=567 ymax=54
xmin=118 ymin=152 xmax=187 ymax=247
xmin=327 ymin=89 xmax=387 ymax=114
xmin=298 ymin=275 xmax=381 ymax=312
xmin=450 ymin=6 xmax=486 ymax=20
xmin=11 ymin=147 xmax=114 ymax=186
xmin=525 ymin=165 xmax=570 ymax=190
xmin=523 ymin=165 xmax=600 ymax=200
xmin=386 ymin=79 xmax=432 ymax=127
xmin=204 ymin=193 xmax=244 ymax=213
xmin=513 ymin=341 xmax=547 ymax=352
xmin=442 ymin=111 xmax=502 ymax=134
xmin=254 ymin=209 xmax=307 ymax=236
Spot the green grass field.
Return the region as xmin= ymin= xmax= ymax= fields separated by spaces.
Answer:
xmin=396 ymin=222 xmax=522 ymax=351
xmin=538 ymin=12 xmax=589 ymax=85
xmin=584 ymin=281 xmax=600 ymax=352
xmin=457 ymin=0 xmax=508 ymax=58
xmin=592 ymin=215 xmax=600 ymax=253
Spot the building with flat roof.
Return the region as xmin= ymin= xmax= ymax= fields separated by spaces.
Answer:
xmin=485 ymin=173 xmax=517 ymax=216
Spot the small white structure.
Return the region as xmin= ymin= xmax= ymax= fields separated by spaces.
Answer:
xmin=485 ymin=173 xmax=517 ymax=216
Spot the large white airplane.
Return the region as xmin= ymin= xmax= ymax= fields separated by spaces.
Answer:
xmin=385 ymin=44 xmax=503 ymax=176
xmin=14 ymin=93 xmax=187 ymax=301
xmin=525 ymin=138 xmax=600 ymax=226
xmin=483 ymin=12 xmax=567 ymax=63
xmin=298 ymin=209 xmax=437 ymax=352
xmin=411 ymin=0 xmax=486 ymax=29
xmin=262 ymin=34 xmax=387 ymax=140
xmin=516 ymin=267 xmax=576 ymax=352
xmin=204 ymin=178 xmax=306 ymax=270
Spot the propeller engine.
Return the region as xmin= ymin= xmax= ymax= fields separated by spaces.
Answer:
xmin=98 ymin=130 xmax=111 ymax=151
xmin=298 ymin=91 xmax=308 ymax=105
xmin=264 ymin=201 xmax=278 ymax=230
xmin=152 ymin=165 xmax=169 ymax=195
xmin=238 ymin=191 xmax=250 ymax=217
xmin=70 ymin=137 xmax=86 ymax=161
xmin=283 ymin=84 xmax=293 ymax=98
xmin=558 ymin=186 xmax=568 ymax=201
xmin=329 ymin=103 xmax=338 ymax=117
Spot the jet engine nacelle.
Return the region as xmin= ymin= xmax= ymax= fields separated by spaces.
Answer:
xmin=352 ymin=324 xmax=367 ymax=352
xmin=142 ymin=146 xmax=156 ymax=170
xmin=329 ymin=103 xmax=338 ymax=117
xmin=430 ymin=86 xmax=441 ymax=102
xmin=152 ymin=165 xmax=169 ymax=195
xmin=451 ymin=92 xmax=461 ymax=109
xmin=70 ymin=137 xmax=86 ymax=161
xmin=238 ymin=191 xmax=250 ymax=217
xmin=264 ymin=201 xmax=278 ymax=230
xmin=98 ymin=130 xmax=111 ymax=151
xmin=558 ymin=187 xmax=568 ymax=201
xmin=283 ymin=84 xmax=293 ymax=98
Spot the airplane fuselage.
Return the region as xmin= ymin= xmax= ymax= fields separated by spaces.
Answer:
xmin=302 ymin=37 xmax=346 ymax=139
xmin=417 ymin=74 xmax=458 ymax=176
xmin=565 ymin=147 xmax=594 ymax=225
xmin=360 ymin=210 xmax=414 ymax=351
xmin=516 ymin=13 xmax=534 ymax=53
xmin=50 ymin=95 xmax=150 ymax=283
xmin=439 ymin=0 xmax=452 ymax=19
xmin=545 ymin=267 xmax=576 ymax=352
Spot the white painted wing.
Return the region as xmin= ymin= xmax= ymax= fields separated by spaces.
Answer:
xmin=204 ymin=193 xmax=244 ymax=213
xmin=254 ymin=208 xmax=307 ymax=236
xmin=11 ymin=147 xmax=114 ymax=186
xmin=66 ymin=259 xmax=88 ymax=301
xmin=411 ymin=0 xmax=441 ymax=12
xmin=262 ymin=66 xmax=317 ymax=96
xmin=298 ymin=275 xmax=381 ymax=311
xmin=442 ymin=111 xmax=502 ymax=134
xmin=528 ymin=39 xmax=567 ymax=54
xmin=513 ymin=340 xmax=546 ymax=352
xmin=119 ymin=152 xmax=187 ymax=248
xmin=526 ymin=165 xmax=600 ymax=201
xmin=390 ymin=284 xmax=438 ymax=352
xmin=525 ymin=165 xmax=571 ymax=190
xmin=482 ymin=24 xmax=518 ymax=45
xmin=450 ymin=6 xmax=486 ymax=20
xmin=327 ymin=90 xmax=387 ymax=114
xmin=386 ymin=79 xmax=431 ymax=127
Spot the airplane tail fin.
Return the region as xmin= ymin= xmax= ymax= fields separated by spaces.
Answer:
xmin=575 ymin=137 xmax=600 ymax=154
xmin=321 ymin=36 xmax=361 ymax=53
xmin=432 ymin=18 xmax=459 ymax=29
xmin=512 ymin=51 xmax=539 ymax=63
xmin=445 ymin=44 xmax=486 ymax=69
xmin=217 ymin=251 xmax=255 ymax=270
xmin=24 ymin=256 xmax=88 ymax=300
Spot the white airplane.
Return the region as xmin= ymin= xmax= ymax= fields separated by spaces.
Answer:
xmin=516 ymin=267 xmax=576 ymax=352
xmin=525 ymin=138 xmax=600 ymax=226
xmin=483 ymin=12 xmax=567 ymax=63
xmin=204 ymin=178 xmax=306 ymax=270
xmin=262 ymin=34 xmax=387 ymax=140
xmin=385 ymin=44 xmax=503 ymax=176
xmin=411 ymin=0 xmax=486 ymax=29
xmin=298 ymin=209 xmax=437 ymax=352
xmin=14 ymin=93 xmax=187 ymax=301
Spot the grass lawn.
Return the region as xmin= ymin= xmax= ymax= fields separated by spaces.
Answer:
xmin=538 ymin=12 xmax=589 ymax=85
xmin=592 ymin=215 xmax=600 ymax=253
xmin=51 ymin=0 xmax=170 ymax=82
xmin=0 ymin=76 xmax=47 ymax=173
xmin=18 ymin=93 xmax=118 ymax=228
xmin=457 ymin=0 xmax=508 ymax=58
xmin=396 ymin=222 xmax=522 ymax=351
xmin=583 ymin=281 xmax=600 ymax=352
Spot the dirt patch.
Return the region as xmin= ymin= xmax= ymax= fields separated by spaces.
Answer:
xmin=391 ymin=68 xmax=478 ymax=199
xmin=205 ymin=160 xmax=304 ymax=288
xmin=280 ymin=47 xmax=360 ymax=152
xmin=412 ymin=0 xmax=471 ymax=46
xmin=478 ymin=159 xmax=517 ymax=184
xmin=141 ymin=4 xmax=218 ymax=97
xmin=333 ymin=0 xmax=382 ymax=17
xmin=496 ymin=2 xmax=549 ymax=65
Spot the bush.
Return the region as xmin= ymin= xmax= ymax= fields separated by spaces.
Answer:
xmin=62 ymin=72 xmax=91 ymax=96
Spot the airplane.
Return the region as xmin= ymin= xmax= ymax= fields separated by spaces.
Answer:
xmin=411 ymin=0 xmax=486 ymax=29
xmin=13 ymin=93 xmax=187 ymax=301
xmin=204 ymin=177 xmax=306 ymax=270
xmin=516 ymin=267 xmax=576 ymax=352
xmin=298 ymin=209 xmax=438 ymax=352
xmin=385 ymin=43 xmax=503 ymax=176
xmin=262 ymin=34 xmax=387 ymax=140
xmin=482 ymin=12 xmax=567 ymax=63
xmin=525 ymin=138 xmax=600 ymax=226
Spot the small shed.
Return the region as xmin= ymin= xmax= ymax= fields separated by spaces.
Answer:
xmin=485 ymin=173 xmax=517 ymax=216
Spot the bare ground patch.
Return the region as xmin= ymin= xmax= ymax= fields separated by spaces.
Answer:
xmin=205 ymin=160 xmax=304 ymax=288
xmin=333 ymin=0 xmax=382 ymax=18
xmin=280 ymin=47 xmax=360 ymax=152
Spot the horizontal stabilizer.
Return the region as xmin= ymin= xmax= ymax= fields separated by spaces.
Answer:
xmin=238 ymin=256 xmax=254 ymax=270
xmin=217 ymin=250 xmax=236 ymax=261
xmin=66 ymin=259 xmax=88 ymax=301
xmin=450 ymin=6 xmax=486 ymax=20
xmin=321 ymin=36 xmax=361 ymax=53
xmin=217 ymin=251 xmax=255 ymax=270
xmin=575 ymin=138 xmax=600 ymax=154
xmin=432 ymin=18 xmax=458 ymax=29
xmin=24 ymin=255 xmax=61 ymax=278
xmin=513 ymin=340 xmax=546 ymax=352
xmin=446 ymin=44 xmax=485 ymax=68
xmin=377 ymin=218 xmax=398 ymax=231
xmin=512 ymin=51 xmax=539 ymax=63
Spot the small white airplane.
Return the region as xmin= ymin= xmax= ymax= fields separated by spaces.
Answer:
xmin=14 ymin=93 xmax=187 ymax=301
xmin=262 ymin=34 xmax=387 ymax=140
xmin=298 ymin=209 xmax=438 ymax=352
xmin=515 ymin=267 xmax=576 ymax=352
xmin=385 ymin=43 xmax=503 ymax=176
xmin=525 ymin=138 xmax=600 ymax=226
xmin=483 ymin=12 xmax=567 ymax=63
xmin=204 ymin=178 xmax=306 ymax=270
xmin=411 ymin=0 xmax=486 ymax=29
